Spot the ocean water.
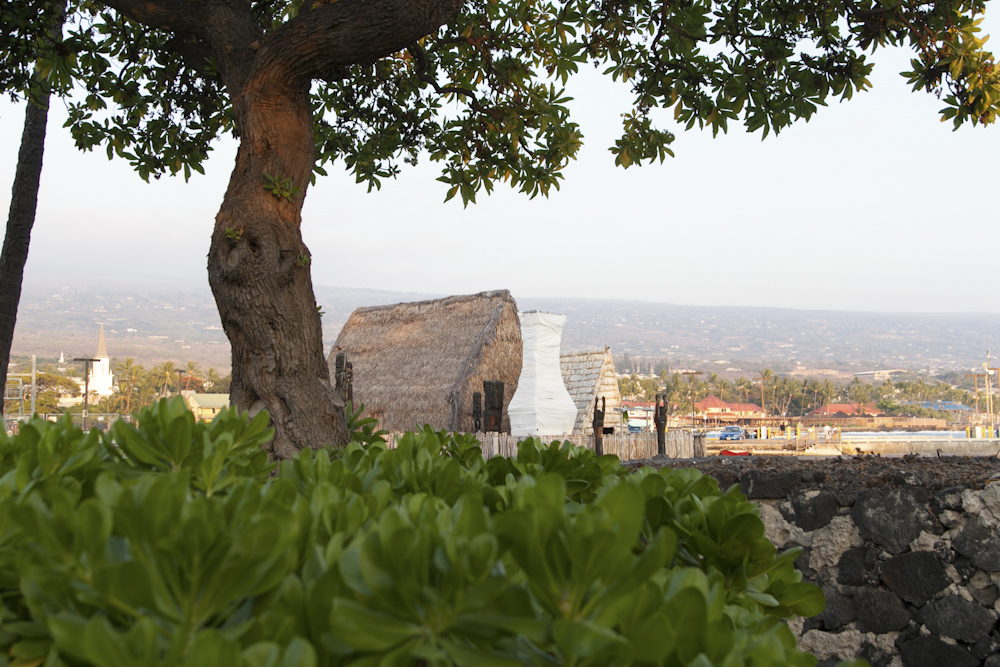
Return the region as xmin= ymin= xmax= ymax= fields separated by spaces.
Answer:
xmin=841 ymin=430 xmax=968 ymax=439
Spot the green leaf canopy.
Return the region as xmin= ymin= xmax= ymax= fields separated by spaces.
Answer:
xmin=1 ymin=0 xmax=996 ymax=203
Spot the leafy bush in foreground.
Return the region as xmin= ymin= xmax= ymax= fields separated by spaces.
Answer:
xmin=0 ymin=398 xmax=837 ymax=667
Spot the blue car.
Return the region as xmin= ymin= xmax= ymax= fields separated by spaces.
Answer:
xmin=718 ymin=426 xmax=745 ymax=441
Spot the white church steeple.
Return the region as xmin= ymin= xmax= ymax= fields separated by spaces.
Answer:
xmin=87 ymin=324 xmax=114 ymax=397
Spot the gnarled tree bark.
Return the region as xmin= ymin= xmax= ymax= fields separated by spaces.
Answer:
xmin=208 ymin=73 xmax=339 ymax=459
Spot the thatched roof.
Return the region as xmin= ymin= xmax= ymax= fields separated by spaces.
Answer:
xmin=331 ymin=290 xmax=522 ymax=432
xmin=560 ymin=348 xmax=623 ymax=434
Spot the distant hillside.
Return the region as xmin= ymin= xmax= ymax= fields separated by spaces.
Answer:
xmin=516 ymin=297 xmax=1000 ymax=375
xmin=12 ymin=282 xmax=232 ymax=370
xmin=11 ymin=282 xmax=1000 ymax=376
xmin=9 ymin=283 xmax=444 ymax=372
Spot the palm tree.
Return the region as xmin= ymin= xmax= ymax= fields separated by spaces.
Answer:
xmin=94 ymin=394 xmax=123 ymax=415
xmin=183 ymin=361 xmax=203 ymax=390
xmin=880 ymin=378 xmax=895 ymax=400
xmin=718 ymin=379 xmax=732 ymax=402
xmin=662 ymin=373 xmax=686 ymax=416
xmin=817 ymin=379 xmax=836 ymax=410
xmin=736 ymin=377 xmax=753 ymax=403
xmin=113 ymin=357 xmax=143 ymax=414
xmin=204 ymin=368 xmax=223 ymax=391
xmin=758 ymin=368 xmax=774 ymax=415
xmin=847 ymin=378 xmax=872 ymax=409
xmin=153 ymin=361 xmax=177 ymax=397
xmin=135 ymin=378 xmax=160 ymax=410
xmin=775 ymin=377 xmax=802 ymax=416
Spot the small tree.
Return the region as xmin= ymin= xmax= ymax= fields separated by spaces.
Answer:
xmin=0 ymin=2 xmax=67 ymax=400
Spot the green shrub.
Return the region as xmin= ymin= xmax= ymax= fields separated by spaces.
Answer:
xmin=0 ymin=398 xmax=852 ymax=667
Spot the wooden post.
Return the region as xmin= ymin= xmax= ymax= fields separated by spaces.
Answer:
xmin=592 ymin=396 xmax=605 ymax=456
xmin=483 ymin=381 xmax=504 ymax=432
xmin=334 ymin=351 xmax=353 ymax=404
xmin=472 ymin=391 xmax=482 ymax=432
xmin=653 ymin=392 xmax=667 ymax=457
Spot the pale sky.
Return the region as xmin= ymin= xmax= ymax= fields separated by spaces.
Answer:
xmin=1 ymin=17 xmax=997 ymax=314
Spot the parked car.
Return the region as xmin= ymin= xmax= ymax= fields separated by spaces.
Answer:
xmin=718 ymin=426 xmax=746 ymax=441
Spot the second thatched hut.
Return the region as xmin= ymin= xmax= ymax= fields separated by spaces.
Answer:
xmin=559 ymin=347 xmax=624 ymax=435
xmin=330 ymin=290 xmax=522 ymax=433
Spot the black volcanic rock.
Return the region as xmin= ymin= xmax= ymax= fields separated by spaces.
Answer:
xmin=954 ymin=555 xmax=979 ymax=582
xmin=740 ymin=469 xmax=800 ymax=499
xmin=972 ymin=633 xmax=1000 ymax=660
xmin=780 ymin=489 xmax=840 ymax=531
xmin=933 ymin=486 xmax=966 ymax=513
xmin=879 ymin=551 xmax=950 ymax=606
xmin=820 ymin=586 xmax=857 ymax=631
xmin=970 ymin=579 xmax=1000 ymax=607
xmin=954 ymin=516 xmax=1000 ymax=571
xmin=795 ymin=547 xmax=815 ymax=578
xmin=900 ymin=636 xmax=979 ymax=667
xmin=851 ymin=487 xmax=931 ymax=554
xmin=854 ymin=589 xmax=910 ymax=633
xmin=838 ymin=546 xmax=867 ymax=586
xmin=916 ymin=595 xmax=997 ymax=644
xmin=858 ymin=643 xmax=893 ymax=667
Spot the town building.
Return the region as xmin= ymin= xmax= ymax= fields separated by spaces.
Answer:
xmin=694 ymin=396 xmax=765 ymax=423
xmin=807 ymin=403 xmax=884 ymax=418
xmin=87 ymin=324 xmax=114 ymax=397
xmin=182 ymin=391 xmax=230 ymax=422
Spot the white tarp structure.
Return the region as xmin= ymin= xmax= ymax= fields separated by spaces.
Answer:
xmin=509 ymin=311 xmax=578 ymax=436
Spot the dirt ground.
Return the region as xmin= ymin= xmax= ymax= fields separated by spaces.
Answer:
xmin=626 ymin=453 xmax=1000 ymax=493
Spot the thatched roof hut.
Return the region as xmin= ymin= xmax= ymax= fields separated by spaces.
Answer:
xmin=559 ymin=347 xmax=623 ymax=435
xmin=330 ymin=290 xmax=522 ymax=432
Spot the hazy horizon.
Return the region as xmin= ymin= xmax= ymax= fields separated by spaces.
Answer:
xmin=20 ymin=278 xmax=1000 ymax=319
xmin=11 ymin=281 xmax=1000 ymax=379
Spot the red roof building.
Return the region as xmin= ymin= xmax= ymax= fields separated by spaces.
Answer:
xmin=694 ymin=396 xmax=764 ymax=420
xmin=808 ymin=403 xmax=883 ymax=417
xmin=621 ymin=400 xmax=655 ymax=410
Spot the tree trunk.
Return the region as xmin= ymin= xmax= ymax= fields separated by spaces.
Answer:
xmin=208 ymin=78 xmax=348 ymax=459
xmin=0 ymin=3 xmax=65 ymax=418
xmin=0 ymin=86 xmax=51 ymax=416
xmin=101 ymin=0 xmax=469 ymax=458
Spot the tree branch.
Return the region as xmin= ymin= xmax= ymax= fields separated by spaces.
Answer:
xmin=101 ymin=0 xmax=261 ymax=95
xmin=252 ymin=0 xmax=466 ymax=90
xmin=163 ymin=34 xmax=214 ymax=76
xmin=406 ymin=43 xmax=501 ymax=121
xmin=101 ymin=0 xmax=208 ymax=35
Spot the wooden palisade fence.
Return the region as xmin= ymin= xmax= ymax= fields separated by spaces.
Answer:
xmin=382 ymin=430 xmax=702 ymax=461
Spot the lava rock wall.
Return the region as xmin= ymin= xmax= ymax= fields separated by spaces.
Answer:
xmin=694 ymin=459 xmax=1000 ymax=667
